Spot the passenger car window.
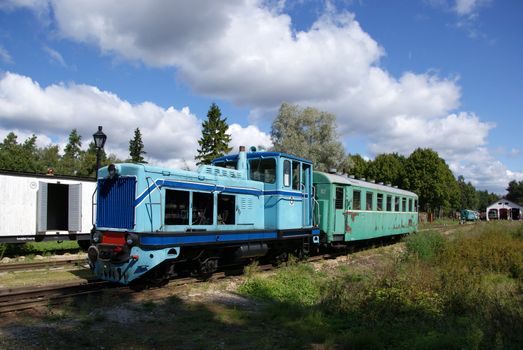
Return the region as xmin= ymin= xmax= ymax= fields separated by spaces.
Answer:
xmin=366 ymin=192 xmax=373 ymax=210
xmin=377 ymin=193 xmax=383 ymax=211
xmin=335 ymin=187 xmax=344 ymax=209
xmin=353 ymin=190 xmax=361 ymax=210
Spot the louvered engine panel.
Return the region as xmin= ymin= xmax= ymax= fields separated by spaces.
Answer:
xmin=96 ymin=176 xmax=136 ymax=229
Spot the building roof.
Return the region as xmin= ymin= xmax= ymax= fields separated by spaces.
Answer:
xmin=486 ymin=198 xmax=523 ymax=210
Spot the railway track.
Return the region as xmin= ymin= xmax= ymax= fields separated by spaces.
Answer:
xmin=0 ymin=280 xmax=118 ymax=313
xmin=0 ymin=226 xmax=468 ymax=314
xmin=0 ymin=258 xmax=87 ymax=273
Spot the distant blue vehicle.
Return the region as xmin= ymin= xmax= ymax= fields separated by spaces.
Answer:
xmin=460 ymin=209 xmax=479 ymax=223
xmin=87 ymin=147 xmax=320 ymax=287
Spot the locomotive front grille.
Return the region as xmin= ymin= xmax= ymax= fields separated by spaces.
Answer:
xmin=97 ymin=176 xmax=136 ymax=229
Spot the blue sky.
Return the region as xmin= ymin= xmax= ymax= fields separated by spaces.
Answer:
xmin=0 ymin=0 xmax=521 ymax=193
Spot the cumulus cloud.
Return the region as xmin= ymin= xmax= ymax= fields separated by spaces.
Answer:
xmin=1 ymin=0 xmax=519 ymax=192
xmin=0 ymin=72 xmax=200 ymax=164
xmin=0 ymin=72 xmax=272 ymax=168
xmin=228 ymin=123 xmax=272 ymax=152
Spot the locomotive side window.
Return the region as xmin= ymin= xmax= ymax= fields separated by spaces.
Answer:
xmin=250 ymin=158 xmax=276 ymax=184
xmin=292 ymin=161 xmax=300 ymax=190
xmin=386 ymin=195 xmax=392 ymax=211
xmin=165 ymin=190 xmax=190 ymax=225
xmin=366 ymin=192 xmax=373 ymax=211
xmin=402 ymin=198 xmax=407 ymax=212
xmin=377 ymin=193 xmax=383 ymax=211
xmin=409 ymin=198 xmax=413 ymax=212
xmin=192 ymin=192 xmax=214 ymax=225
xmin=283 ymin=160 xmax=290 ymax=187
xmin=218 ymin=194 xmax=235 ymax=225
xmin=353 ymin=190 xmax=361 ymax=210
xmin=414 ymin=199 xmax=418 ymax=212
xmin=335 ymin=187 xmax=344 ymax=209
xmin=214 ymin=160 xmax=238 ymax=169
xmin=394 ymin=196 xmax=400 ymax=212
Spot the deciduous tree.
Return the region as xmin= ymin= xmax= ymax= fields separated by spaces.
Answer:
xmin=271 ymin=103 xmax=345 ymax=172
xmin=506 ymin=180 xmax=523 ymax=205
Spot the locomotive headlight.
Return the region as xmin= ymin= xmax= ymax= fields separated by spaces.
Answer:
xmin=92 ymin=231 xmax=102 ymax=243
xmin=126 ymin=233 xmax=138 ymax=246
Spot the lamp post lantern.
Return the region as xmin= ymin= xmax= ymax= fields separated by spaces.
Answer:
xmin=92 ymin=126 xmax=107 ymax=178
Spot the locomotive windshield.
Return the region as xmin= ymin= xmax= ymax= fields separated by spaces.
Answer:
xmin=249 ymin=158 xmax=276 ymax=183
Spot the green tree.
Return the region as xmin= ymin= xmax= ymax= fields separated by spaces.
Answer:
xmin=506 ymin=180 xmax=523 ymax=205
xmin=405 ymin=148 xmax=460 ymax=215
xmin=129 ymin=127 xmax=147 ymax=163
xmin=365 ymin=153 xmax=407 ymax=187
xmin=476 ymin=189 xmax=499 ymax=212
xmin=78 ymin=141 xmax=108 ymax=177
xmin=37 ymin=144 xmax=61 ymax=173
xmin=60 ymin=129 xmax=83 ymax=175
xmin=341 ymin=154 xmax=368 ymax=178
xmin=195 ymin=103 xmax=232 ymax=165
xmin=271 ymin=103 xmax=345 ymax=172
xmin=0 ymin=132 xmax=39 ymax=172
xmin=457 ymin=175 xmax=479 ymax=210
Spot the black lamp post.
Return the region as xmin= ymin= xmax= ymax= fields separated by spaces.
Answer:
xmin=92 ymin=126 xmax=107 ymax=178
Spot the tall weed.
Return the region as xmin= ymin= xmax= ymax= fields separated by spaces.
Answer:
xmin=403 ymin=230 xmax=446 ymax=262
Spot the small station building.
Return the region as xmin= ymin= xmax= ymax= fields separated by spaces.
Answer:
xmin=486 ymin=198 xmax=522 ymax=221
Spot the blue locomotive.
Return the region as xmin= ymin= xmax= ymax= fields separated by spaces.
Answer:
xmin=87 ymin=146 xmax=320 ymax=286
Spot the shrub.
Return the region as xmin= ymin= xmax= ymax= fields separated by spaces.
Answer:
xmin=403 ymin=230 xmax=446 ymax=262
xmin=238 ymin=263 xmax=325 ymax=306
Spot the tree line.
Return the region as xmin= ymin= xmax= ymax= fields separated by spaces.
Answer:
xmin=196 ymin=102 xmax=518 ymax=214
xmin=1 ymin=102 xmax=520 ymax=214
xmin=0 ymin=127 xmax=147 ymax=178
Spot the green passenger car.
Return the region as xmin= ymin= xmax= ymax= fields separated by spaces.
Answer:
xmin=313 ymin=172 xmax=418 ymax=243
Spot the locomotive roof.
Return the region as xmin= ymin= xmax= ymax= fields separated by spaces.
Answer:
xmin=212 ymin=151 xmax=313 ymax=164
xmin=315 ymin=172 xmax=418 ymax=198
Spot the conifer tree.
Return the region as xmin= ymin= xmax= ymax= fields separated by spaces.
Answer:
xmin=60 ymin=129 xmax=84 ymax=175
xmin=195 ymin=103 xmax=232 ymax=165
xmin=129 ymin=127 xmax=147 ymax=163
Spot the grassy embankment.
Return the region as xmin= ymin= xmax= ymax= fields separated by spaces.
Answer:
xmin=0 ymin=241 xmax=80 ymax=259
xmin=239 ymin=221 xmax=523 ymax=349
xmin=1 ymin=222 xmax=521 ymax=350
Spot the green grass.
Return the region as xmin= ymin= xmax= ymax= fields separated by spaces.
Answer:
xmin=238 ymin=222 xmax=523 ymax=349
xmin=1 ymin=222 xmax=522 ymax=350
xmin=1 ymin=240 xmax=80 ymax=258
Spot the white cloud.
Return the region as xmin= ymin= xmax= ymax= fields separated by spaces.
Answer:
xmin=1 ymin=0 xmax=519 ymax=192
xmin=227 ymin=123 xmax=272 ymax=152
xmin=43 ymin=46 xmax=66 ymax=67
xmin=454 ymin=0 xmax=484 ymax=16
xmin=0 ymin=72 xmax=201 ymax=164
xmin=448 ymin=147 xmax=523 ymax=193
xmin=0 ymin=72 xmax=274 ymax=169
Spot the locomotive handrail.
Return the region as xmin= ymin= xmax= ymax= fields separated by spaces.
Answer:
xmin=146 ymin=176 xmax=164 ymax=232
xmin=312 ymin=185 xmax=320 ymax=227
xmin=300 ymin=183 xmax=307 ymax=227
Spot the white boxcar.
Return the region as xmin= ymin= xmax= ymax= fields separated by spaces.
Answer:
xmin=0 ymin=170 xmax=97 ymax=244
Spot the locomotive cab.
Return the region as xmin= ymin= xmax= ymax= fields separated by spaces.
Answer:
xmin=213 ymin=148 xmax=314 ymax=230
